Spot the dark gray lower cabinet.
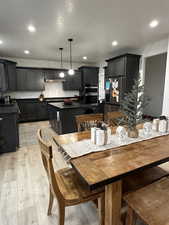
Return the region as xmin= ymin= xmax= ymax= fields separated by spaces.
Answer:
xmin=0 ymin=113 xmax=19 ymax=153
xmin=17 ymin=100 xmax=48 ymax=122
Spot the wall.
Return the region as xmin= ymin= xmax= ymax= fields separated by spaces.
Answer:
xmin=1 ymin=56 xmax=93 ymax=98
xmin=162 ymin=40 xmax=169 ymax=116
xmin=144 ymin=53 xmax=167 ymax=116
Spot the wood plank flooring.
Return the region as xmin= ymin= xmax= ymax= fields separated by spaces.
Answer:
xmin=1 ymin=121 xmax=169 ymax=225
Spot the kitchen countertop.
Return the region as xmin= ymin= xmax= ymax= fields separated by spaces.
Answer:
xmin=0 ymin=102 xmax=20 ymax=114
xmin=48 ymin=102 xmax=99 ymax=109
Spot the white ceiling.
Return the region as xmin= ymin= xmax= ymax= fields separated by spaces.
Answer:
xmin=0 ymin=0 xmax=169 ymax=64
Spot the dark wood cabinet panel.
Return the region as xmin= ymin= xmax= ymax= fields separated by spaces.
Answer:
xmin=6 ymin=62 xmax=17 ymax=91
xmin=106 ymin=54 xmax=140 ymax=79
xmin=16 ymin=68 xmax=45 ymax=91
xmin=79 ymin=66 xmax=99 ymax=86
xmin=0 ymin=112 xmax=19 ymax=153
xmin=0 ymin=60 xmax=17 ymax=92
xmin=17 ymin=100 xmax=48 ymax=122
xmin=105 ymin=54 xmax=141 ymax=105
xmin=0 ymin=63 xmax=7 ymax=92
xmin=107 ymin=57 xmax=126 ymax=76
xmin=63 ymin=70 xmax=81 ymax=90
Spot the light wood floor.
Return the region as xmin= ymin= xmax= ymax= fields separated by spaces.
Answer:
xmin=1 ymin=121 xmax=169 ymax=225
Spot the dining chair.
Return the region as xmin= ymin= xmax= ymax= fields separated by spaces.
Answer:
xmin=124 ymin=176 xmax=169 ymax=225
xmin=76 ymin=113 xmax=103 ymax=131
xmin=105 ymin=111 xmax=125 ymax=126
xmin=37 ymin=129 xmax=105 ymax=225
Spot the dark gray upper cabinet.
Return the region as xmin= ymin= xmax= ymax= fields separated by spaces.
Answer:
xmin=0 ymin=59 xmax=17 ymax=92
xmin=63 ymin=70 xmax=81 ymax=91
xmin=16 ymin=67 xmax=45 ymax=91
xmin=106 ymin=54 xmax=141 ymax=79
xmin=0 ymin=63 xmax=7 ymax=92
xmin=79 ymin=66 xmax=99 ymax=86
xmin=6 ymin=61 xmax=17 ymax=91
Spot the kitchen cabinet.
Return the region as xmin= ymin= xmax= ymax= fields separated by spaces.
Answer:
xmin=0 ymin=59 xmax=17 ymax=92
xmin=0 ymin=103 xmax=19 ymax=153
xmin=107 ymin=56 xmax=125 ymax=76
xmin=105 ymin=54 xmax=141 ymax=104
xmin=17 ymin=99 xmax=48 ymax=122
xmin=106 ymin=54 xmax=140 ymax=79
xmin=16 ymin=67 xmax=45 ymax=91
xmin=0 ymin=63 xmax=6 ymax=91
xmin=63 ymin=70 xmax=81 ymax=90
xmin=79 ymin=66 xmax=99 ymax=86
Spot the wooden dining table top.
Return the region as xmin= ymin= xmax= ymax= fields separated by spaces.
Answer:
xmin=53 ymin=127 xmax=169 ymax=191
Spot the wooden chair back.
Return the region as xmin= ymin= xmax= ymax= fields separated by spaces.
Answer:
xmin=76 ymin=113 xmax=103 ymax=131
xmin=37 ymin=129 xmax=63 ymax=201
xmin=105 ymin=111 xmax=125 ymax=126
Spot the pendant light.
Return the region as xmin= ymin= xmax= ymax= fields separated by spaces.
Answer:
xmin=68 ymin=38 xmax=75 ymax=75
xmin=59 ymin=48 xmax=65 ymax=78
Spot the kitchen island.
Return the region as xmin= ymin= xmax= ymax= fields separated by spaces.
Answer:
xmin=48 ymin=102 xmax=103 ymax=134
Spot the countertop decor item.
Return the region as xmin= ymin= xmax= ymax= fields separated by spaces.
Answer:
xmin=119 ymin=75 xmax=149 ymax=138
xmin=91 ymin=123 xmax=112 ymax=146
xmin=63 ymin=99 xmax=73 ymax=105
xmin=39 ymin=93 xmax=44 ymax=102
xmin=152 ymin=118 xmax=160 ymax=131
xmin=159 ymin=116 xmax=168 ymax=133
xmin=143 ymin=122 xmax=152 ymax=136
xmin=116 ymin=126 xmax=127 ymax=141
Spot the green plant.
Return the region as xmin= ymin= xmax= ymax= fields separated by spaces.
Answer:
xmin=119 ymin=75 xmax=149 ymax=130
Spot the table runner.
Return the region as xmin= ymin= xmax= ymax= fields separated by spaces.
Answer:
xmin=59 ymin=131 xmax=169 ymax=159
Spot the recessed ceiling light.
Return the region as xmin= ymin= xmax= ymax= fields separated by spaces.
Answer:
xmin=149 ymin=20 xmax=159 ymax=28
xmin=0 ymin=40 xmax=3 ymax=45
xmin=24 ymin=50 xmax=30 ymax=54
xmin=112 ymin=41 xmax=118 ymax=46
xmin=83 ymin=56 xmax=87 ymax=60
xmin=28 ymin=25 xmax=36 ymax=32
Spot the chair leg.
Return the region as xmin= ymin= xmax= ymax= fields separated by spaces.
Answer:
xmin=125 ymin=206 xmax=136 ymax=225
xmin=58 ymin=203 xmax=65 ymax=225
xmin=98 ymin=195 xmax=105 ymax=225
xmin=47 ymin=189 xmax=54 ymax=215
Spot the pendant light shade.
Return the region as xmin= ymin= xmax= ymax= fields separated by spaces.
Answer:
xmin=59 ymin=47 xmax=65 ymax=78
xmin=68 ymin=38 xmax=75 ymax=75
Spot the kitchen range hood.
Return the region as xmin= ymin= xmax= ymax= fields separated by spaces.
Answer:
xmin=44 ymin=78 xmax=65 ymax=83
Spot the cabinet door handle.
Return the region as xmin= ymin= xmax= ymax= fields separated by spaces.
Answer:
xmin=57 ymin=112 xmax=60 ymax=121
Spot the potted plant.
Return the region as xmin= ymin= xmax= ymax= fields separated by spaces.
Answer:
xmin=119 ymin=75 xmax=149 ymax=138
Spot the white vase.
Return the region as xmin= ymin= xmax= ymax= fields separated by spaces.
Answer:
xmin=116 ymin=126 xmax=127 ymax=140
xmin=159 ymin=120 xmax=168 ymax=133
xmin=143 ymin=122 xmax=152 ymax=136
xmin=96 ymin=129 xmax=105 ymax=146
xmin=152 ymin=119 xmax=160 ymax=132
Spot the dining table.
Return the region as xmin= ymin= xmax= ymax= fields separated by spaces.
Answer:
xmin=53 ymin=128 xmax=169 ymax=225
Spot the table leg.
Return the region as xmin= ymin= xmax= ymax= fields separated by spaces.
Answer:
xmin=105 ymin=180 xmax=122 ymax=225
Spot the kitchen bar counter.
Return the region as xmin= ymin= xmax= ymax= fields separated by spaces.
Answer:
xmin=48 ymin=102 xmax=104 ymax=134
xmin=48 ymin=102 xmax=99 ymax=110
